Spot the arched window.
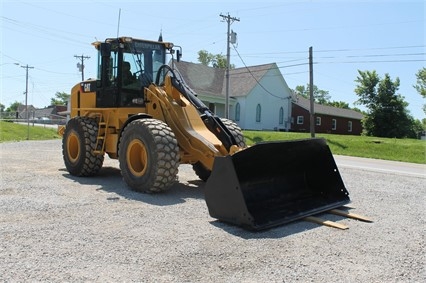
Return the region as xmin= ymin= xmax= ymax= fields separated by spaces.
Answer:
xmin=235 ymin=103 xmax=240 ymax=121
xmin=279 ymin=107 xmax=284 ymax=124
xmin=256 ymin=104 xmax=261 ymax=122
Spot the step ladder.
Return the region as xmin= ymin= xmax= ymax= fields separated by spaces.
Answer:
xmin=93 ymin=112 xmax=110 ymax=155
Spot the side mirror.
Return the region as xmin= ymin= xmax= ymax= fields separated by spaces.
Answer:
xmin=176 ymin=50 xmax=181 ymax=62
xmin=175 ymin=46 xmax=182 ymax=62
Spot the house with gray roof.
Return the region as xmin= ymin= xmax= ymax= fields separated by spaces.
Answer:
xmin=16 ymin=104 xmax=37 ymax=121
xmin=16 ymin=104 xmax=67 ymax=124
xmin=291 ymin=95 xmax=364 ymax=135
xmin=174 ymin=61 xmax=293 ymax=131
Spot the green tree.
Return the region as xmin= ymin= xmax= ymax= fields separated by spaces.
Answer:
xmin=411 ymin=118 xmax=425 ymax=136
xmin=355 ymin=70 xmax=415 ymax=138
xmin=198 ymin=50 xmax=215 ymax=66
xmin=197 ymin=50 xmax=234 ymax=69
xmin=6 ymin=101 xmax=21 ymax=112
xmin=0 ymin=103 xmax=4 ymax=113
xmin=328 ymin=101 xmax=350 ymax=109
xmin=414 ymin=67 xmax=426 ymax=114
xmin=294 ymin=84 xmax=331 ymax=104
xmin=50 ymin=91 xmax=70 ymax=105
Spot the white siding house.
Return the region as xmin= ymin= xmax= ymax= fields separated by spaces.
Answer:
xmin=174 ymin=61 xmax=293 ymax=131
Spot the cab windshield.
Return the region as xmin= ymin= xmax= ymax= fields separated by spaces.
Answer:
xmin=122 ymin=41 xmax=166 ymax=89
xmin=98 ymin=39 xmax=166 ymax=89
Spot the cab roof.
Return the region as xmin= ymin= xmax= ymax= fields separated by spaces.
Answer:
xmin=91 ymin=36 xmax=174 ymax=50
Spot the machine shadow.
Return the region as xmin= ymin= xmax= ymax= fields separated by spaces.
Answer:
xmin=61 ymin=166 xmax=206 ymax=206
xmin=60 ymin=166 xmax=328 ymax=239
xmin=209 ymin=219 xmax=322 ymax=239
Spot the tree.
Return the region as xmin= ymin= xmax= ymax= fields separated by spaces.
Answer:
xmin=50 ymin=91 xmax=70 ymax=105
xmin=0 ymin=103 xmax=4 ymax=113
xmin=197 ymin=50 xmax=235 ymax=69
xmin=294 ymin=84 xmax=331 ymax=104
xmin=354 ymin=70 xmax=415 ymax=138
xmin=198 ymin=50 xmax=215 ymax=66
xmin=414 ymin=67 xmax=426 ymax=114
xmin=328 ymin=101 xmax=350 ymax=109
xmin=5 ymin=101 xmax=21 ymax=112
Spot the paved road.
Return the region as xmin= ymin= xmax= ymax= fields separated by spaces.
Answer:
xmin=335 ymin=155 xmax=426 ymax=178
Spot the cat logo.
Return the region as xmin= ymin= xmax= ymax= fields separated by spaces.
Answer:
xmin=83 ymin=83 xmax=91 ymax=92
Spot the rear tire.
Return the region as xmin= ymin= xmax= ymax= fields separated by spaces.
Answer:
xmin=118 ymin=118 xmax=180 ymax=193
xmin=62 ymin=116 xmax=104 ymax=176
xmin=193 ymin=118 xmax=246 ymax=181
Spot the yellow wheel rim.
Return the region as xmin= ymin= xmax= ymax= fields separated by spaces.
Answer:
xmin=127 ymin=139 xmax=148 ymax=177
xmin=67 ymin=132 xmax=80 ymax=163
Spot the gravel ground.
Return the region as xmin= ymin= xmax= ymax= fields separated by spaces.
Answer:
xmin=0 ymin=139 xmax=425 ymax=282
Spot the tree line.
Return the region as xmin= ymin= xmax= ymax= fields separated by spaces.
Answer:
xmin=0 ymin=92 xmax=70 ymax=113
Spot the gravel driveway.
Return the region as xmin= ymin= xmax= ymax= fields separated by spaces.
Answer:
xmin=0 ymin=140 xmax=424 ymax=282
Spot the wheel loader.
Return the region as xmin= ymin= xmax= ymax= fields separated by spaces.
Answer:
xmin=61 ymin=36 xmax=352 ymax=231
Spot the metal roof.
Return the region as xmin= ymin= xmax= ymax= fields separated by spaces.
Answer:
xmin=293 ymin=95 xmax=364 ymax=120
xmin=174 ymin=61 xmax=276 ymax=97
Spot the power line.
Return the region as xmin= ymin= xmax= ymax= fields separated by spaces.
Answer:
xmin=2 ymin=16 xmax=90 ymax=47
xmin=232 ymin=44 xmax=284 ymax=99
xmin=238 ymin=45 xmax=426 ymax=57
xmin=314 ymin=45 xmax=426 ymax=53
xmin=316 ymin=59 xmax=426 ymax=64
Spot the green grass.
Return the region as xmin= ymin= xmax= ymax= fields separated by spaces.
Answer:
xmin=244 ymin=131 xmax=426 ymax=164
xmin=0 ymin=121 xmax=61 ymax=142
xmin=1 ymin=121 xmax=424 ymax=164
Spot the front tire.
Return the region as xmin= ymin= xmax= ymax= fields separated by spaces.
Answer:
xmin=220 ymin=118 xmax=246 ymax=148
xmin=62 ymin=116 xmax=104 ymax=176
xmin=118 ymin=118 xmax=180 ymax=193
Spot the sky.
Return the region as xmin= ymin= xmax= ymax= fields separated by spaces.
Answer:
xmin=1 ymin=0 xmax=425 ymax=120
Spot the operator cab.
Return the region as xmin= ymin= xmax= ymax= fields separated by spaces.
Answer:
xmin=93 ymin=37 xmax=178 ymax=107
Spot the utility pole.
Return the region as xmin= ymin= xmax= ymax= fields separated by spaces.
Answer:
xmin=220 ymin=13 xmax=239 ymax=119
xmin=309 ymin=46 xmax=315 ymax=138
xmin=74 ymin=54 xmax=90 ymax=81
xmin=16 ymin=64 xmax=34 ymax=140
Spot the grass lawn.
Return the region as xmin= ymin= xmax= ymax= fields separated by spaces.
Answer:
xmin=0 ymin=121 xmax=61 ymax=142
xmin=244 ymin=131 xmax=426 ymax=164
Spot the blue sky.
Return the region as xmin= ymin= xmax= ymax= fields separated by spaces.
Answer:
xmin=1 ymin=0 xmax=425 ymax=120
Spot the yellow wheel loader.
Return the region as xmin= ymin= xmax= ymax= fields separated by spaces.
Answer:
xmin=61 ymin=36 xmax=351 ymax=230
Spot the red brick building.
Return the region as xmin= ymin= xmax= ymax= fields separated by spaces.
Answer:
xmin=291 ymin=95 xmax=364 ymax=135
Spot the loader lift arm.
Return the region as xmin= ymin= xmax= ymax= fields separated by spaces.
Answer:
xmin=155 ymin=64 xmax=237 ymax=152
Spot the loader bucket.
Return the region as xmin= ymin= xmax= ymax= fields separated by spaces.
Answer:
xmin=204 ymin=138 xmax=350 ymax=231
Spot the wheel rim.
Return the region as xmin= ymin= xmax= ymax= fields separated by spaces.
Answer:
xmin=67 ymin=132 xmax=80 ymax=163
xmin=127 ymin=139 xmax=148 ymax=177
